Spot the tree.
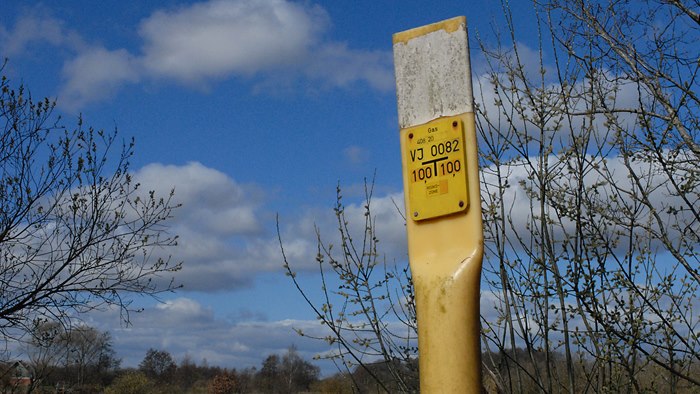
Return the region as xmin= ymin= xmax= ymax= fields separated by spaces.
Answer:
xmin=280 ymin=181 xmax=418 ymax=393
xmin=26 ymin=323 xmax=119 ymax=391
xmin=0 ymin=66 xmax=180 ymax=339
xmin=62 ymin=325 xmax=119 ymax=388
xmin=476 ymin=0 xmax=699 ymax=391
xmin=254 ymin=347 xmax=319 ymax=393
xmin=310 ymin=373 xmax=354 ymax=394
xmin=26 ymin=320 xmax=66 ymax=390
xmin=208 ymin=370 xmax=238 ymax=394
xmin=105 ymin=371 xmax=154 ymax=394
xmin=279 ymin=346 xmax=320 ymax=393
xmin=257 ymin=354 xmax=280 ymax=392
xmin=174 ymin=353 xmax=200 ymax=390
xmin=282 ymin=0 xmax=700 ymax=392
xmin=138 ymin=348 xmax=176 ymax=383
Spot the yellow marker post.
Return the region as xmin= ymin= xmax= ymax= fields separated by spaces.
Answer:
xmin=393 ymin=17 xmax=483 ymax=393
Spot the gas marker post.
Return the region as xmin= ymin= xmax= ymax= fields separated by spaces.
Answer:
xmin=393 ymin=17 xmax=484 ymax=393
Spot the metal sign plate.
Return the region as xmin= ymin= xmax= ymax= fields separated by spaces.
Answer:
xmin=403 ymin=116 xmax=469 ymax=221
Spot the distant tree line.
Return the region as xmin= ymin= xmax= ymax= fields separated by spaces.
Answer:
xmin=1 ymin=322 xmax=326 ymax=393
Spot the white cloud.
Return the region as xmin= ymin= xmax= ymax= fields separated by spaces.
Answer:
xmin=2 ymin=0 xmax=394 ymax=110
xmin=129 ymin=151 xmax=694 ymax=295
xmin=128 ymin=162 xmax=406 ymax=293
xmin=139 ymin=0 xmax=327 ymax=83
xmin=0 ymin=8 xmax=86 ymax=56
xmin=278 ymin=190 xmax=408 ymax=274
xmin=156 ymin=297 xmax=210 ymax=316
xmin=305 ymin=43 xmax=394 ymax=91
xmin=60 ymin=48 xmax=141 ymax=110
xmin=478 ymin=150 xmax=697 ymax=257
xmin=131 ymin=162 xmax=273 ymax=291
xmin=343 ymin=191 xmax=407 ymax=260
xmin=472 ymin=43 xmax=641 ymax=145
xmin=83 ymin=298 xmax=337 ymax=374
xmin=136 ymin=162 xmax=262 ymax=236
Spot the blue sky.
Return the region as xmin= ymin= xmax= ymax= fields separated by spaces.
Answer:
xmin=0 ymin=0 xmax=539 ymax=375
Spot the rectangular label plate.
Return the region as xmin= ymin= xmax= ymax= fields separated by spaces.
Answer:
xmin=402 ymin=116 xmax=469 ymax=221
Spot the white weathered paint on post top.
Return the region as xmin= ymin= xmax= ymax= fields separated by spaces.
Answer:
xmin=393 ymin=16 xmax=473 ymax=129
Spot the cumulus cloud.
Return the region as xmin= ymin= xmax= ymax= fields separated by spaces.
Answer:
xmin=136 ymin=162 xmax=262 ymax=236
xmin=139 ymin=0 xmax=327 ymax=82
xmin=129 ymin=153 xmax=692 ymax=295
xmin=131 ymin=162 xmax=273 ymax=292
xmin=2 ymin=0 xmax=394 ymax=110
xmin=134 ymin=159 xmax=596 ymax=300
xmin=471 ymin=42 xmax=642 ymax=145
xmin=478 ymin=150 xmax=697 ymax=258
xmin=305 ymin=43 xmax=394 ymax=91
xmin=60 ymin=48 xmax=141 ymax=109
xmin=277 ymin=189 xmax=408 ymax=273
xmin=83 ymin=298 xmax=336 ymax=373
xmin=0 ymin=9 xmax=86 ymax=56
xmin=128 ymin=162 xmax=406 ymax=293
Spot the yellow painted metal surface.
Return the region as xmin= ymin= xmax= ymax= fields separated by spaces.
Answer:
xmin=402 ymin=116 xmax=468 ymax=221
xmin=400 ymin=112 xmax=483 ymax=393
xmin=394 ymin=16 xmax=483 ymax=393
